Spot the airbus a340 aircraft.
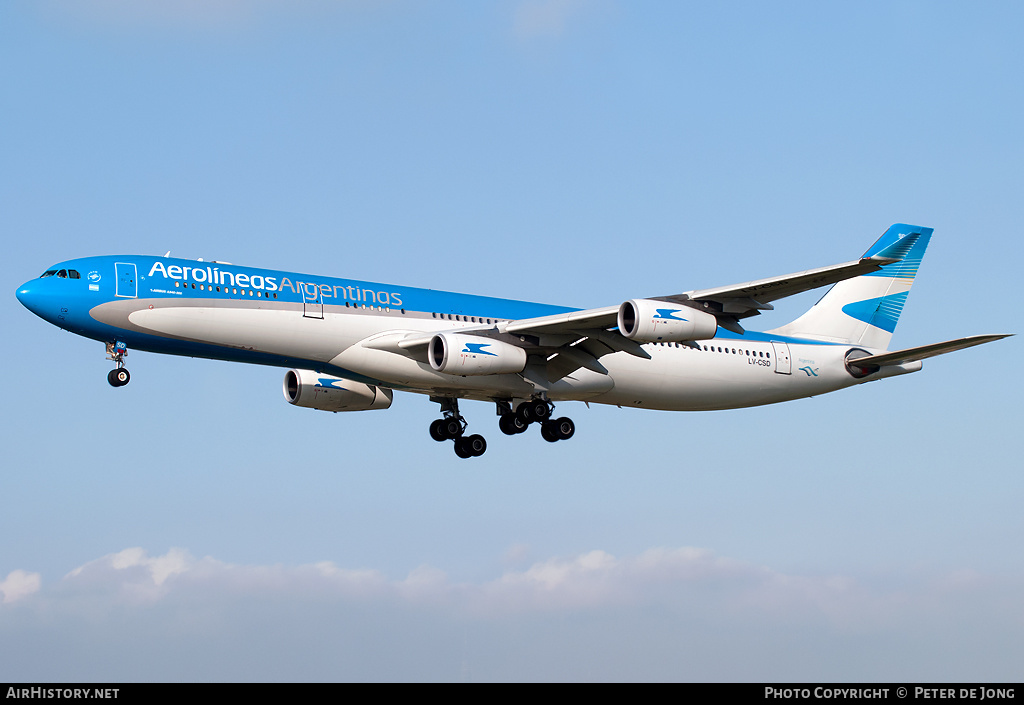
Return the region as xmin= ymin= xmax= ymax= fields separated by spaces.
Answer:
xmin=17 ymin=224 xmax=1008 ymax=458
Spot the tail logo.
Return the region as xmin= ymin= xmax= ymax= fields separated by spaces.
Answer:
xmin=841 ymin=292 xmax=910 ymax=334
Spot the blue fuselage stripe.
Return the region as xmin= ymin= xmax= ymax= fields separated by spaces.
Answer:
xmin=22 ymin=255 xmax=843 ymax=359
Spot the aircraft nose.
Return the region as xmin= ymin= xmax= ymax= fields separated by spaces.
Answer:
xmin=17 ymin=280 xmax=36 ymax=308
xmin=16 ymin=279 xmax=51 ymax=320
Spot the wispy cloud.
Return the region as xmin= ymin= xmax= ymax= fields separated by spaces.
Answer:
xmin=2 ymin=546 xmax=1021 ymax=680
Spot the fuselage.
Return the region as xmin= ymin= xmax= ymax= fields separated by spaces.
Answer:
xmin=16 ymin=254 xmax=919 ymax=411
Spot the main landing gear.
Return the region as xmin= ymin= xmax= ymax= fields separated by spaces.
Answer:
xmin=105 ymin=341 xmax=130 ymax=388
xmin=429 ymin=397 xmax=487 ymax=459
xmin=499 ymin=399 xmax=575 ymax=443
xmin=430 ymin=397 xmax=577 ymax=459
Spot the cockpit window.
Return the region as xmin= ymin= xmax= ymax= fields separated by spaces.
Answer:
xmin=40 ymin=270 xmax=57 ymax=278
xmin=68 ymin=270 xmax=81 ymax=279
xmin=56 ymin=270 xmax=68 ymax=278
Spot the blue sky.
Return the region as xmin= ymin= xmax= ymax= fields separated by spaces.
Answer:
xmin=2 ymin=0 xmax=1022 ymax=681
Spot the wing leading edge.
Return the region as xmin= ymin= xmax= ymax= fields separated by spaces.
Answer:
xmin=355 ymin=238 xmax=916 ymax=382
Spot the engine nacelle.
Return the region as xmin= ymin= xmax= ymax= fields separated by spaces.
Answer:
xmin=283 ymin=370 xmax=393 ymax=412
xmin=428 ymin=333 xmax=527 ymax=376
xmin=618 ymin=299 xmax=719 ymax=342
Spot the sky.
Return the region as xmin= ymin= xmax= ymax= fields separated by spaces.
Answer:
xmin=2 ymin=0 xmax=1022 ymax=682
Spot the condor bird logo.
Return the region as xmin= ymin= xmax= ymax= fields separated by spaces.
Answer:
xmin=462 ymin=343 xmax=497 ymax=356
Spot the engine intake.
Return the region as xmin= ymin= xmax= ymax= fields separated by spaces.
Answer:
xmin=283 ymin=370 xmax=393 ymax=412
xmin=618 ymin=299 xmax=718 ymax=342
xmin=428 ymin=333 xmax=527 ymax=376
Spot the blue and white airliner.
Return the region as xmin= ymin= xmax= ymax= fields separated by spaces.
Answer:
xmin=17 ymin=224 xmax=1008 ymax=458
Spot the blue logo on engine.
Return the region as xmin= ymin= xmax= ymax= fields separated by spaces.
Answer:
xmin=462 ymin=343 xmax=497 ymax=356
xmin=316 ymin=378 xmax=347 ymax=389
xmin=654 ymin=309 xmax=687 ymax=321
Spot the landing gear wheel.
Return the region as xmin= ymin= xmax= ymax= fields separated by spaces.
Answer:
xmin=107 ymin=368 xmax=130 ymax=387
xmin=552 ymin=417 xmax=575 ymax=440
xmin=530 ymin=400 xmax=550 ymax=421
xmin=443 ymin=418 xmax=463 ymax=439
xmin=540 ymin=422 xmax=560 ymax=443
xmin=465 ymin=434 xmax=487 ymax=457
xmin=516 ymin=399 xmax=550 ymax=425
xmin=454 ymin=434 xmax=487 ymax=458
xmin=454 ymin=437 xmax=473 ymax=458
xmin=515 ymin=403 xmax=534 ymax=424
xmin=429 ymin=419 xmax=448 ymax=442
xmin=499 ymin=414 xmax=528 ymax=436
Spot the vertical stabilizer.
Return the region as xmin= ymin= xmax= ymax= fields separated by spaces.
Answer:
xmin=766 ymin=224 xmax=933 ymax=349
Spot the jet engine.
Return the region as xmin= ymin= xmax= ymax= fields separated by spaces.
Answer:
xmin=428 ymin=333 xmax=527 ymax=376
xmin=618 ymin=299 xmax=719 ymax=342
xmin=283 ymin=369 xmax=393 ymax=412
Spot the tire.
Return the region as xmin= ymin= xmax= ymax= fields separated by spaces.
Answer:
xmin=499 ymin=415 xmax=519 ymax=436
xmin=530 ymin=400 xmax=550 ymax=420
xmin=108 ymin=368 xmax=130 ymax=387
xmin=540 ymin=422 xmax=560 ymax=443
xmin=429 ymin=419 xmax=448 ymax=442
xmin=466 ymin=434 xmax=487 ymax=457
xmin=515 ymin=403 xmax=533 ymax=424
xmin=454 ymin=438 xmax=473 ymax=458
xmin=443 ymin=418 xmax=462 ymax=439
xmin=553 ymin=417 xmax=575 ymax=440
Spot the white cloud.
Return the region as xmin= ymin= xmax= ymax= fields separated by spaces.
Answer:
xmin=0 ymin=570 xmax=42 ymax=604
xmin=1 ymin=546 xmax=1021 ymax=680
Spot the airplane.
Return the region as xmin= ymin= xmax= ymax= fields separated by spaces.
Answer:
xmin=16 ymin=224 xmax=1009 ymax=459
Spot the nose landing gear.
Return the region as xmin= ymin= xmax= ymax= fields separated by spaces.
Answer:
xmin=106 ymin=341 xmax=130 ymax=387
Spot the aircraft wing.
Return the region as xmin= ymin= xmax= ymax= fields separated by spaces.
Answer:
xmin=655 ymin=254 xmax=898 ymax=328
xmin=504 ymin=306 xmax=620 ymax=335
xmin=361 ymin=238 xmax=915 ymax=381
xmin=847 ymin=335 xmax=1012 ymax=370
xmin=652 ymin=235 xmax=921 ymax=332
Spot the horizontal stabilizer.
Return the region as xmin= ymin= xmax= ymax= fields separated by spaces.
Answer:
xmin=848 ymin=334 xmax=1011 ymax=369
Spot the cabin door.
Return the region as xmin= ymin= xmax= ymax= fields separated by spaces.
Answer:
xmin=115 ymin=263 xmax=137 ymax=298
xmin=771 ymin=341 xmax=792 ymax=375
xmin=303 ymin=283 xmax=324 ymax=319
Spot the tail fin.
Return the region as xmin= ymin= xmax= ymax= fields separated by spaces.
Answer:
xmin=766 ymin=224 xmax=933 ymax=349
